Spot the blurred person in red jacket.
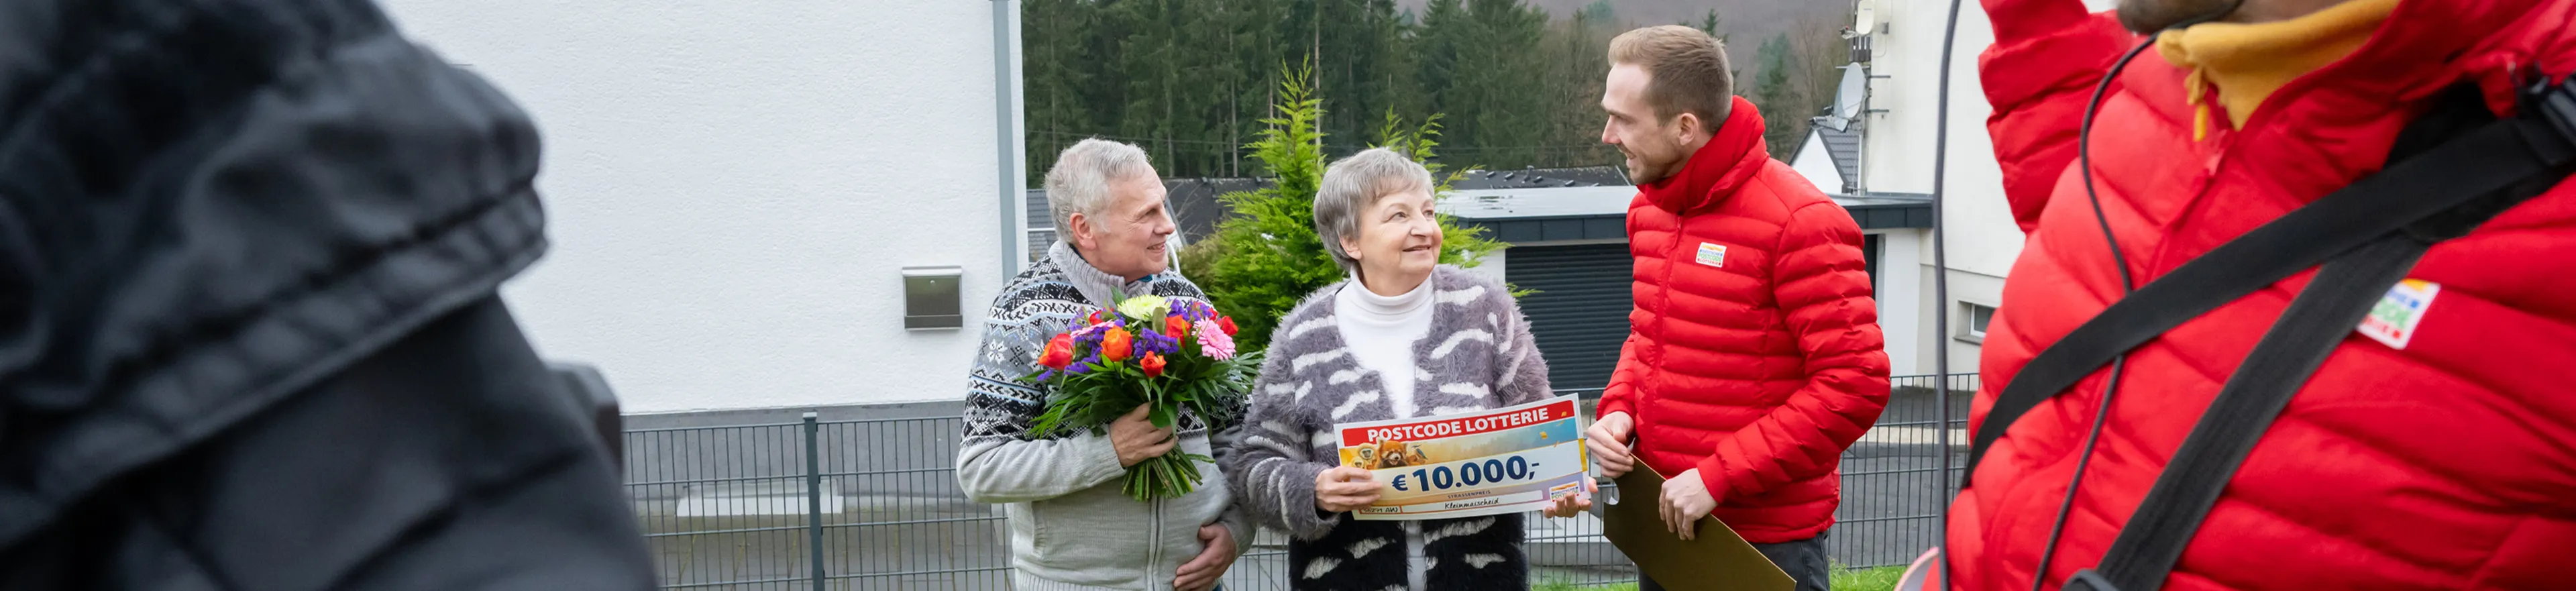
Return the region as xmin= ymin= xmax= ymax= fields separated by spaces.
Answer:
xmin=1574 ymin=25 xmax=1894 ymax=591
xmin=1935 ymin=0 xmax=2576 ymax=589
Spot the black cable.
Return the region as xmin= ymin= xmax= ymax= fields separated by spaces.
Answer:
xmin=1928 ymin=0 xmax=1966 ymax=589
xmin=2027 ymin=35 xmax=2153 ymax=591
xmin=2028 ymin=4 xmax=2241 ymax=588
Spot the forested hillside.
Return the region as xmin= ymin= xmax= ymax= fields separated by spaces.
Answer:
xmin=1022 ymin=0 xmax=1854 ymax=180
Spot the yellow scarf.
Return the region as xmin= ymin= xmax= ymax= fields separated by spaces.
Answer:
xmin=2154 ymin=0 xmax=2401 ymax=141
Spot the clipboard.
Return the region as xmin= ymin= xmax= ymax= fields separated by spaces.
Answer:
xmin=1596 ymin=465 xmax=1794 ymax=591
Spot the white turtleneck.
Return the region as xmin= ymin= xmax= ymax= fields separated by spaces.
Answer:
xmin=1334 ymin=273 xmax=1437 ymax=419
xmin=1334 ymin=271 xmax=1439 ymax=591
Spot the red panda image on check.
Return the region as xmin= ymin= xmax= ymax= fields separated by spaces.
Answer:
xmin=1366 ymin=439 xmax=1430 ymax=469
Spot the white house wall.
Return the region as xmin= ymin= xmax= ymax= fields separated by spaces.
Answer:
xmin=1863 ymin=0 xmax=2116 ymax=378
xmin=379 ymin=0 xmax=1020 ymax=413
xmin=1790 ymin=131 xmax=1843 ymax=193
xmin=1860 ymin=0 xmax=2008 ymax=280
xmin=1874 ymin=229 xmax=1926 ymax=376
xmin=1921 ymin=268 xmax=2008 ymax=378
xmin=1865 ymin=0 xmax=2113 ymax=276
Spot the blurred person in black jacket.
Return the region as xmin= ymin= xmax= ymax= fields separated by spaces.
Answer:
xmin=0 ymin=0 xmax=655 ymax=588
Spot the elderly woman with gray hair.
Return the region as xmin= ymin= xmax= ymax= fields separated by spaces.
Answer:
xmin=1226 ymin=148 xmax=1575 ymax=591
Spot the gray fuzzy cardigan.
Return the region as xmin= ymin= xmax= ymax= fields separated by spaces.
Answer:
xmin=1224 ymin=265 xmax=1552 ymax=590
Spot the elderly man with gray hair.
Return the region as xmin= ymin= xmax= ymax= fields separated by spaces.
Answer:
xmin=957 ymin=138 xmax=1249 ymax=591
xmin=1225 ymin=148 xmax=1564 ymax=590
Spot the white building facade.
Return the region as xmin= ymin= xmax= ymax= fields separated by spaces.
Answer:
xmin=366 ymin=0 xmax=2108 ymax=415
xmin=378 ymin=0 xmax=1030 ymax=413
xmin=1790 ymin=0 xmax=2121 ymax=378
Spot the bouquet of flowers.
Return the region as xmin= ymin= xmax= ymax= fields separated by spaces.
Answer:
xmin=1024 ymin=294 xmax=1265 ymax=501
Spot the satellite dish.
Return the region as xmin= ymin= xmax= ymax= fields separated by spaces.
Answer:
xmin=1829 ymin=64 xmax=1868 ymax=125
xmin=1853 ymin=0 xmax=1878 ymax=37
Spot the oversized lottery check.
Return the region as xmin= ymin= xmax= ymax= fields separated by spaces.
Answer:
xmin=1334 ymin=395 xmax=1590 ymax=521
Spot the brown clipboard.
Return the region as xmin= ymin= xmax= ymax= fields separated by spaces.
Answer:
xmin=1598 ymin=465 xmax=1794 ymax=591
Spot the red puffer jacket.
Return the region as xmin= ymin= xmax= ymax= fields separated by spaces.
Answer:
xmin=1597 ymin=96 xmax=1892 ymax=543
xmin=1951 ymin=0 xmax=2576 ymax=590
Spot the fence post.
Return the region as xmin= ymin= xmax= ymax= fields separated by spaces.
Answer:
xmin=805 ymin=412 xmax=826 ymax=590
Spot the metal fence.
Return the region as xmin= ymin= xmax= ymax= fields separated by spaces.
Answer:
xmin=625 ymin=374 xmax=1976 ymax=590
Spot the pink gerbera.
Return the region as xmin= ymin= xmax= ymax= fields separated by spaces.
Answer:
xmin=1193 ymin=319 xmax=1236 ymax=360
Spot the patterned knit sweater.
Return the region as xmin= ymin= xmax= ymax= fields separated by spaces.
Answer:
xmin=956 ymin=241 xmax=1250 ymax=590
xmin=1224 ymin=266 xmax=1553 ymax=591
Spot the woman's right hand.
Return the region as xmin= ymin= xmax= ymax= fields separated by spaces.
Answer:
xmin=1542 ymin=478 xmax=1598 ymax=519
xmin=1313 ymin=466 xmax=1382 ymax=513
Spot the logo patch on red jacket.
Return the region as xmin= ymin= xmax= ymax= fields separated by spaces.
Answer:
xmin=1695 ymin=243 xmax=1727 ymax=268
xmin=2357 ymin=278 xmax=2438 ymax=350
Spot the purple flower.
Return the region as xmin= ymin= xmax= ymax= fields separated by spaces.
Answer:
xmin=1074 ymin=325 xmax=1110 ymax=348
xmin=1131 ymin=329 xmax=1182 ymax=358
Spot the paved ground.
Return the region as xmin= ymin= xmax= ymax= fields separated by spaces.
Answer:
xmin=630 ymin=388 xmax=1970 ymax=589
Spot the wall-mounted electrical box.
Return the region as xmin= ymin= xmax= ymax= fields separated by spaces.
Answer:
xmin=903 ymin=266 xmax=965 ymax=330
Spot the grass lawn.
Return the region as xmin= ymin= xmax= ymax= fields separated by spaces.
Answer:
xmin=1533 ymin=565 xmax=1909 ymax=591
xmin=1831 ymin=566 xmax=1908 ymax=591
xmin=1533 ymin=581 xmax=1637 ymax=591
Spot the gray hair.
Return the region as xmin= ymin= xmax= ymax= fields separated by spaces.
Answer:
xmin=1314 ymin=148 xmax=1437 ymax=272
xmin=1043 ymin=138 xmax=1157 ymax=236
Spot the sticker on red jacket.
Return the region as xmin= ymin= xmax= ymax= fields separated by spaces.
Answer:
xmin=2357 ymin=278 xmax=2439 ymax=350
xmin=1695 ymin=242 xmax=1727 ymax=268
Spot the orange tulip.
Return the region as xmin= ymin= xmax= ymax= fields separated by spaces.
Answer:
xmin=1140 ymin=352 xmax=1167 ymax=378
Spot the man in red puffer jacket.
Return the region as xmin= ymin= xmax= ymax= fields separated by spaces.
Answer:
xmin=1577 ymin=25 xmax=1893 ymax=591
xmin=1943 ymin=0 xmax=2576 ymax=589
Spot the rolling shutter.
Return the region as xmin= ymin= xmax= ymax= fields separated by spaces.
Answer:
xmin=1503 ymin=243 xmax=1634 ymax=392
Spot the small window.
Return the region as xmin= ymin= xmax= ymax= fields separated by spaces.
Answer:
xmin=1959 ymin=302 xmax=1997 ymax=343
